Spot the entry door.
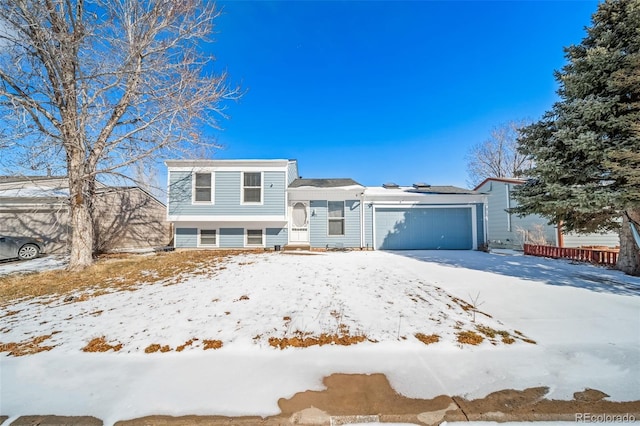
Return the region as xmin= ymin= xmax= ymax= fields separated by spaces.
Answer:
xmin=289 ymin=202 xmax=309 ymax=243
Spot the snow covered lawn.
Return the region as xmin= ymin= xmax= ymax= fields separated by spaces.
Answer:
xmin=1 ymin=250 xmax=639 ymax=423
xmin=0 ymin=255 xmax=67 ymax=277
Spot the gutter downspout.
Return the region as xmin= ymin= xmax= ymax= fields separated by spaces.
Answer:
xmin=360 ymin=191 xmax=365 ymax=249
xmin=506 ymin=184 xmax=512 ymax=232
xmin=483 ymin=197 xmax=489 ymax=248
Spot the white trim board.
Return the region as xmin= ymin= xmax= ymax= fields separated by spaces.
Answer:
xmin=168 ymin=215 xmax=287 ymax=223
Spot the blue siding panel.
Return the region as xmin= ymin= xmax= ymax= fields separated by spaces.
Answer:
xmin=220 ymin=228 xmax=244 ymax=248
xmin=375 ymin=207 xmax=473 ymax=250
xmin=266 ymin=227 xmax=288 ymax=247
xmin=215 ymin=171 xmax=240 ymax=207
xmin=475 ymin=203 xmax=485 ymax=248
xmin=168 ymin=171 xmax=286 ymax=216
xmin=168 ymin=171 xmax=193 ymax=215
xmin=309 ymin=200 xmax=361 ymax=248
xmin=175 ymin=227 xmax=197 ymax=248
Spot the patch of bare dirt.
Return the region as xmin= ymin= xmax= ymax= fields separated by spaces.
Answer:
xmin=574 ymin=388 xmax=610 ymax=402
xmin=455 ymin=386 xmax=640 ymax=421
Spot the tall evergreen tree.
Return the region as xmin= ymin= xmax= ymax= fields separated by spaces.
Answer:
xmin=512 ymin=0 xmax=640 ymax=275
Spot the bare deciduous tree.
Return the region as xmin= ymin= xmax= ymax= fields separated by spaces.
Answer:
xmin=0 ymin=0 xmax=239 ymax=270
xmin=466 ymin=121 xmax=534 ymax=188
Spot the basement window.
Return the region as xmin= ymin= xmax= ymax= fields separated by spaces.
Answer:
xmin=199 ymin=229 xmax=217 ymax=246
xmin=246 ymin=229 xmax=264 ymax=246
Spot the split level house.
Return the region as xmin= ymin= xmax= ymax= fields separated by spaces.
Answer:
xmin=166 ymin=159 xmax=487 ymax=251
xmin=474 ymin=177 xmax=620 ymax=250
xmin=0 ymin=176 xmax=171 ymax=254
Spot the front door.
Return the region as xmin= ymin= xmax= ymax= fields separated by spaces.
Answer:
xmin=289 ymin=201 xmax=309 ymax=244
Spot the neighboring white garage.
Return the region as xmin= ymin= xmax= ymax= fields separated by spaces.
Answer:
xmin=363 ymin=183 xmax=487 ymax=250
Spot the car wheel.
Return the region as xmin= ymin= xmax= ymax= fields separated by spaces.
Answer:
xmin=18 ymin=244 xmax=40 ymax=260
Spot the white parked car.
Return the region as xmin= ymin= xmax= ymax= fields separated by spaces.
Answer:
xmin=0 ymin=235 xmax=45 ymax=261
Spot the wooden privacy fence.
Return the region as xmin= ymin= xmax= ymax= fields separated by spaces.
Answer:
xmin=523 ymin=244 xmax=619 ymax=266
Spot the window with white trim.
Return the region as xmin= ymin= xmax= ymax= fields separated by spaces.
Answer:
xmin=328 ymin=201 xmax=345 ymax=236
xmin=199 ymin=229 xmax=217 ymax=246
xmin=243 ymin=172 xmax=262 ymax=203
xmin=246 ymin=229 xmax=263 ymax=246
xmin=194 ymin=173 xmax=212 ymax=203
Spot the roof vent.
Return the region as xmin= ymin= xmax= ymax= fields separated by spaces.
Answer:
xmin=382 ymin=182 xmax=399 ymax=189
xmin=413 ymin=182 xmax=431 ymax=189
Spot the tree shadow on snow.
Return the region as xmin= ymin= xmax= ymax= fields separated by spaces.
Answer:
xmin=386 ymin=250 xmax=640 ymax=297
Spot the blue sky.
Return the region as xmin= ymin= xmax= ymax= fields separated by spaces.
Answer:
xmin=202 ymin=0 xmax=598 ymax=189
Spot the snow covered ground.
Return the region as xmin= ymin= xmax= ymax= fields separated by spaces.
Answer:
xmin=1 ymin=250 xmax=639 ymax=424
xmin=0 ymin=255 xmax=67 ymax=276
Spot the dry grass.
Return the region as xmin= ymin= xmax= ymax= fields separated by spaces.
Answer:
xmin=476 ymin=325 xmax=516 ymax=345
xmin=81 ymin=336 xmax=123 ymax=352
xmin=456 ymin=330 xmax=484 ymax=345
xmin=176 ymin=338 xmax=198 ymax=352
xmin=144 ymin=338 xmax=217 ymax=353
xmin=0 ymin=332 xmax=60 ymax=356
xmin=415 ymin=333 xmax=440 ymax=345
xmin=475 ymin=325 xmax=535 ymax=345
xmin=145 ymin=343 xmax=171 ymax=353
xmin=268 ymin=332 xmax=368 ymax=349
xmin=0 ymin=250 xmax=255 ymax=304
xmin=203 ymin=339 xmax=223 ymax=350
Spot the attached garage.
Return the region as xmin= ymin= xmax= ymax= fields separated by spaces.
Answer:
xmin=375 ymin=206 xmax=474 ymax=250
xmin=364 ymin=184 xmax=486 ymax=251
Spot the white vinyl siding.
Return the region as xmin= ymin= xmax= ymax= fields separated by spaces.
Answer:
xmin=193 ymin=173 xmax=213 ymax=203
xmin=328 ymin=201 xmax=345 ymax=236
xmin=242 ymin=172 xmax=262 ymax=204
xmin=246 ymin=229 xmax=264 ymax=246
xmin=199 ymin=229 xmax=217 ymax=247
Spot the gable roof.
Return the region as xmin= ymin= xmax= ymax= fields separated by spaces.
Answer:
xmin=473 ymin=177 xmax=526 ymax=191
xmin=289 ymin=178 xmax=363 ymax=189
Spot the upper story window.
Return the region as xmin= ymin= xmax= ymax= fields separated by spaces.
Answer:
xmin=242 ymin=172 xmax=262 ymax=204
xmin=193 ymin=172 xmax=213 ymax=203
xmin=328 ymin=201 xmax=345 ymax=236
